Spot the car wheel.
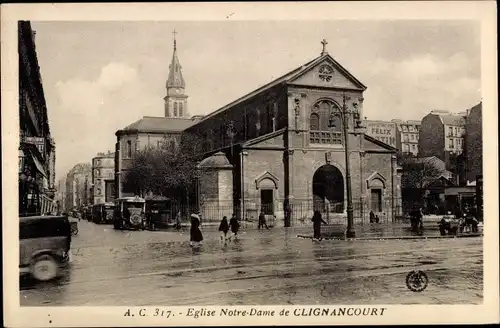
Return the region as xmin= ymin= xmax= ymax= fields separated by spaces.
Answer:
xmin=31 ymin=254 xmax=59 ymax=282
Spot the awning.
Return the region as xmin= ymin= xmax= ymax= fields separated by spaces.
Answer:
xmin=28 ymin=149 xmax=48 ymax=178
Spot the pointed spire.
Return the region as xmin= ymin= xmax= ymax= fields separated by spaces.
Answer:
xmin=166 ymin=29 xmax=185 ymax=88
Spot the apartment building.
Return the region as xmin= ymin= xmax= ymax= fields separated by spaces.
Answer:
xmin=392 ymin=119 xmax=421 ymax=156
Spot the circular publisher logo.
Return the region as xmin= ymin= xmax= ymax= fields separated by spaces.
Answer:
xmin=406 ymin=270 xmax=429 ymax=292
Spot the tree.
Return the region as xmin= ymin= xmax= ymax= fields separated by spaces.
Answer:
xmin=401 ymin=159 xmax=444 ymax=190
xmin=122 ymin=133 xmax=204 ymax=205
xmin=400 ymin=157 xmax=445 ymax=210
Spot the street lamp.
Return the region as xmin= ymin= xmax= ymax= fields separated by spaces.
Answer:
xmin=226 ymin=120 xmax=236 ymax=160
xmin=328 ymin=92 xmax=365 ymax=239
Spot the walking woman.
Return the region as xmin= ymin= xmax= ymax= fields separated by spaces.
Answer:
xmin=189 ymin=213 xmax=203 ymax=247
xmin=229 ymin=213 xmax=240 ymax=241
xmin=219 ymin=216 xmax=230 ymax=244
xmin=311 ymin=211 xmax=327 ymax=241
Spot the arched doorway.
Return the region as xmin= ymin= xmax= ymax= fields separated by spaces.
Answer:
xmin=312 ymin=164 xmax=344 ymax=213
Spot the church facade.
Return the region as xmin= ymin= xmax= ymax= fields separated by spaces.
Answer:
xmin=185 ymin=44 xmax=402 ymax=225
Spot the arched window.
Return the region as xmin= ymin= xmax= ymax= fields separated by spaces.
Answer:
xmin=127 ymin=140 xmax=132 ymax=158
xmin=310 ymin=99 xmax=342 ymax=145
xmin=179 ymin=102 xmax=183 ymax=117
xmin=310 ymin=113 xmax=320 ymax=130
xmin=173 ymin=102 xmax=178 ymax=116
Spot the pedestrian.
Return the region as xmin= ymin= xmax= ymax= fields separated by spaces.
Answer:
xmin=258 ymin=211 xmax=269 ymax=230
xmin=311 ymin=210 xmax=327 ymax=241
xmin=189 ymin=213 xmax=203 ymax=247
xmin=369 ymin=210 xmax=376 ymax=223
xmin=175 ymin=211 xmax=182 ymax=230
xmin=417 ymin=207 xmax=424 ymax=229
xmin=218 ymin=216 xmax=229 ymax=244
xmin=228 ymin=213 xmax=240 ymax=241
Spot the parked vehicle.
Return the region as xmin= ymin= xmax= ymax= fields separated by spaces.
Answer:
xmin=19 ymin=215 xmax=72 ymax=281
xmin=113 ymin=196 xmax=146 ymax=230
xmin=145 ymin=196 xmax=174 ymax=229
xmin=92 ymin=203 xmax=115 ymax=224
xmin=83 ymin=206 xmax=92 ymax=221
xmin=70 ymin=220 xmax=79 ymax=236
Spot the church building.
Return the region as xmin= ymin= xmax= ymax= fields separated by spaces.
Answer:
xmin=114 ymin=33 xmax=201 ymax=198
xmin=186 ymin=40 xmax=402 ymax=225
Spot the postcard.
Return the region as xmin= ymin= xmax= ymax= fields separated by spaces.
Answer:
xmin=2 ymin=1 xmax=498 ymax=326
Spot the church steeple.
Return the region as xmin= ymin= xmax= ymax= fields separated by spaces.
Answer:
xmin=166 ymin=29 xmax=185 ymax=89
xmin=164 ymin=29 xmax=189 ymax=118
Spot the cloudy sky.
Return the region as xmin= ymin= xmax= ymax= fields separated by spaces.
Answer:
xmin=30 ymin=20 xmax=481 ymax=180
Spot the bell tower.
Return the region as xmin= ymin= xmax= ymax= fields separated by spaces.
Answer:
xmin=164 ymin=30 xmax=188 ymax=118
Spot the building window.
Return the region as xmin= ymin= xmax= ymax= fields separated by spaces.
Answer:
xmin=449 ymin=138 xmax=454 ymax=148
xmin=179 ymin=102 xmax=183 ymax=117
xmin=412 ymin=144 xmax=416 ymax=150
xmin=309 ymin=100 xmax=342 ymax=145
xmin=127 ymin=141 xmax=132 ymax=158
xmin=410 ymin=134 xmax=414 ymax=140
xmin=448 ymin=127 xmax=453 ymax=136
xmin=318 ymin=64 xmax=334 ymax=82
xmin=370 ymin=189 xmax=382 ymax=212
xmin=310 ymin=113 xmax=320 ymax=130
xmin=174 ymin=102 xmax=178 ymax=116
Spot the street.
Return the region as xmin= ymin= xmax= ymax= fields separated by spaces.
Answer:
xmin=20 ymin=219 xmax=483 ymax=306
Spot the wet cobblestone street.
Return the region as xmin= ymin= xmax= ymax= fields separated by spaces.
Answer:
xmin=20 ymin=219 xmax=483 ymax=306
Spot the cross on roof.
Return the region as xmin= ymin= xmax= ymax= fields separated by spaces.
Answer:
xmin=321 ymin=39 xmax=328 ymax=55
xmin=173 ymin=29 xmax=178 ymax=49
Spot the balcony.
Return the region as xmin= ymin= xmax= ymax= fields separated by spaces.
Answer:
xmin=310 ymin=131 xmax=342 ymax=145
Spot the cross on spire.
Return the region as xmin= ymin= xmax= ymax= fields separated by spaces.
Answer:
xmin=173 ymin=29 xmax=178 ymax=50
xmin=321 ymin=39 xmax=328 ymax=55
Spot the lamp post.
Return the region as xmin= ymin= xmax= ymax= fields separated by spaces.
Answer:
xmin=226 ymin=120 xmax=237 ymax=214
xmin=328 ymin=92 xmax=364 ymax=239
xmin=226 ymin=121 xmax=236 ymax=160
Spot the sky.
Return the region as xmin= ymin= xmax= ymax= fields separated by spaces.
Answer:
xmin=30 ymin=20 xmax=481 ymax=181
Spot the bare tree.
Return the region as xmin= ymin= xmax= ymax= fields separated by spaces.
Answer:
xmin=401 ymin=159 xmax=444 ymax=190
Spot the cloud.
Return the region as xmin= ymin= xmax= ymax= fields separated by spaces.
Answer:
xmin=50 ymin=62 xmax=160 ymax=178
xmin=362 ymin=53 xmax=481 ymax=121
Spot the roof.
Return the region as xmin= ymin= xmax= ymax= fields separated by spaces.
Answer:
xmin=469 ymin=102 xmax=482 ymax=114
xmin=438 ymin=114 xmax=466 ymax=126
xmin=197 ymin=152 xmax=232 ymax=168
xmin=190 ymin=52 xmax=367 ymax=127
xmin=116 ymin=116 xmax=196 ymax=135
xmin=364 ymin=134 xmax=398 ymax=152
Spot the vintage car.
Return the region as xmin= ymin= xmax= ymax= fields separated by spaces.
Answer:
xmin=92 ymin=202 xmax=115 ymax=224
xmin=113 ymin=196 xmax=146 ymax=230
xmin=19 ymin=215 xmax=72 ymax=281
xmin=145 ymin=195 xmax=174 ymax=229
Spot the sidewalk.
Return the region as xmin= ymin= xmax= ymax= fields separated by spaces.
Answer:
xmin=296 ymin=223 xmax=484 ymax=240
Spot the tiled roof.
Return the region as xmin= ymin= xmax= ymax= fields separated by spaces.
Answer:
xmin=117 ymin=116 xmax=196 ymax=135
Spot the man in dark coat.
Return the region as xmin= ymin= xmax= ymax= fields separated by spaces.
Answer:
xmin=369 ymin=210 xmax=376 ymax=223
xmin=219 ymin=216 xmax=229 ymax=244
xmin=229 ymin=213 xmax=240 ymax=240
xmin=311 ymin=211 xmax=327 ymax=240
xmin=258 ymin=211 xmax=269 ymax=230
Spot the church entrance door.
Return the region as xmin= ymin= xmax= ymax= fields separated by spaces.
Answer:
xmin=312 ymin=164 xmax=344 ymax=213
